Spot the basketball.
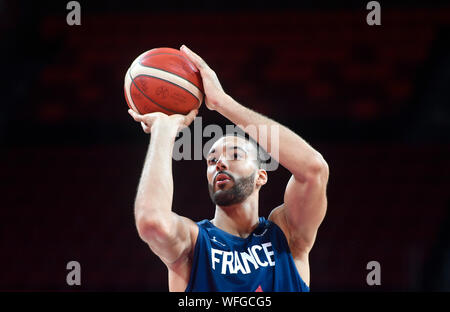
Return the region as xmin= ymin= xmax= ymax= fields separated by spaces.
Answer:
xmin=124 ymin=47 xmax=204 ymax=115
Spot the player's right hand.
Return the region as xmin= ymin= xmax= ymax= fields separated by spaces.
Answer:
xmin=180 ymin=45 xmax=226 ymax=112
xmin=128 ymin=109 xmax=198 ymax=134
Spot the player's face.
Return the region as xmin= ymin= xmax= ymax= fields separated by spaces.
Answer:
xmin=206 ymin=136 xmax=259 ymax=206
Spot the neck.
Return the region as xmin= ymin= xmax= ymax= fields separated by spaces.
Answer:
xmin=211 ymin=193 xmax=260 ymax=239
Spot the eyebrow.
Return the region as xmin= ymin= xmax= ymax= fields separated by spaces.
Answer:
xmin=207 ymin=146 xmax=248 ymax=156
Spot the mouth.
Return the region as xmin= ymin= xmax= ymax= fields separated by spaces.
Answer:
xmin=214 ymin=173 xmax=233 ymax=187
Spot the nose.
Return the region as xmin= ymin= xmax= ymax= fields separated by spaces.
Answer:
xmin=215 ymin=156 xmax=228 ymax=171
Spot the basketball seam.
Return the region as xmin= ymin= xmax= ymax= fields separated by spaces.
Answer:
xmin=134 ymin=73 xmax=201 ymax=104
xmin=138 ymin=56 xmax=203 ymax=91
xmin=125 ymin=68 xmax=140 ymax=113
xmin=129 ymin=70 xmax=179 ymax=115
xmin=141 ymin=52 xmax=197 ymax=71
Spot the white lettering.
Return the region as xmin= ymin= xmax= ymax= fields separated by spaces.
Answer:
xmin=178 ymin=296 xmax=212 ymax=309
xmin=262 ymin=242 xmax=275 ymax=266
xmin=222 ymin=251 xmax=233 ymax=274
xmin=211 ymin=243 xmax=275 ymax=274
xmin=251 ymin=245 xmax=268 ymax=267
xmin=241 ymin=248 xmax=259 ymax=273
xmin=211 ymin=248 xmax=222 ymax=270
xmin=233 ymin=250 xmax=247 ymax=274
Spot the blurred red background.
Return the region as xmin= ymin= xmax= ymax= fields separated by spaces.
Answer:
xmin=1 ymin=0 xmax=450 ymax=291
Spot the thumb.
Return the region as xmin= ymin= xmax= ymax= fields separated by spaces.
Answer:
xmin=183 ymin=109 xmax=199 ymax=127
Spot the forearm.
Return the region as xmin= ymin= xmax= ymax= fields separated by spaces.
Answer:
xmin=217 ymin=94 xmax=326 ymax=179
xmin=134 ymin=122 xmax=179 ymax=224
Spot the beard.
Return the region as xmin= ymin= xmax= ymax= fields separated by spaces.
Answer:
xmin=208 ymin=171 xmax=256 ymax=206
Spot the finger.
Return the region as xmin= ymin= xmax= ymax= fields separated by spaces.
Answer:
xmin=180 ymin=45 xmax=208 ymax=71
xmin=142 ymin=111 xmax=167 ymax=125
xmin=128 ymin=109 xmax=143 ymax=122
xmin=183 ymin=109 xmax=198 ymax=127
xmin=141 ymin=121 xmax=151 ymax=134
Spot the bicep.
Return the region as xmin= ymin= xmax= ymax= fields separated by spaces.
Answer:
xmin=142 ymin=213 xmax=198 ymax=267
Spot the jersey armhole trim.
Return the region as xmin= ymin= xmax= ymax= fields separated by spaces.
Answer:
xmin=268 ymin=220 xmax=311 ymax=291
xmin=184 ymin=222 xmax=202 ymax=292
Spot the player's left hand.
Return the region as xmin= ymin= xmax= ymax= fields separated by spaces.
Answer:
xmin=128 ymin=108 xmax=198 ymax=134
xmin=180 ymin=45 xmax=226 ymax=111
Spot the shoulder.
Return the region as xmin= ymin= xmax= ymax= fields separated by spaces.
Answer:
xmin=196 ymin=219 xmax=211 ymax=227
xmin=187 ymin=218 xmax=215 ymax=242
xmin=194 ymin=219 xmax=214 ymax=235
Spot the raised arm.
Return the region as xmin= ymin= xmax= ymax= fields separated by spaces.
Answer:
xmin=180 ymin=45 xmax=329 ymax=256
xmin=129 ymin=109 xmax=199 ymax=268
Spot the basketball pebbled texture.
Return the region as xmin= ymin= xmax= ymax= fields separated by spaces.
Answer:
xmin=124 ymin=47 xmax=204 ymax=115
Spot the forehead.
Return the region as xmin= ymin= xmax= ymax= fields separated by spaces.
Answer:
xmin=209 ymin=136 xmax=254 ymax=153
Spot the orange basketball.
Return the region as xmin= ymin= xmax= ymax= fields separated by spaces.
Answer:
xmin=124 ymin=47 xmax=204 ymax=115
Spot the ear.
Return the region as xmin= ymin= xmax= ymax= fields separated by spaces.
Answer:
xmin=255 ymin=169 xmax=268 ymax=188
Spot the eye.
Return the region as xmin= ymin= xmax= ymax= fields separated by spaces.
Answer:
xmin=233 ymin=153 xmax=242 ymax=160
xmin=208 ymin=157 xmax=217 ymax=165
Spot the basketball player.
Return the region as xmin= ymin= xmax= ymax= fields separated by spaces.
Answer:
xmin=128 ymin=45 xmax=329 ymax=292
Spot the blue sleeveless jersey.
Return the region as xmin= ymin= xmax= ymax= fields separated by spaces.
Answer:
xmin=185 ymin=217 xmax=310 ymax=292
